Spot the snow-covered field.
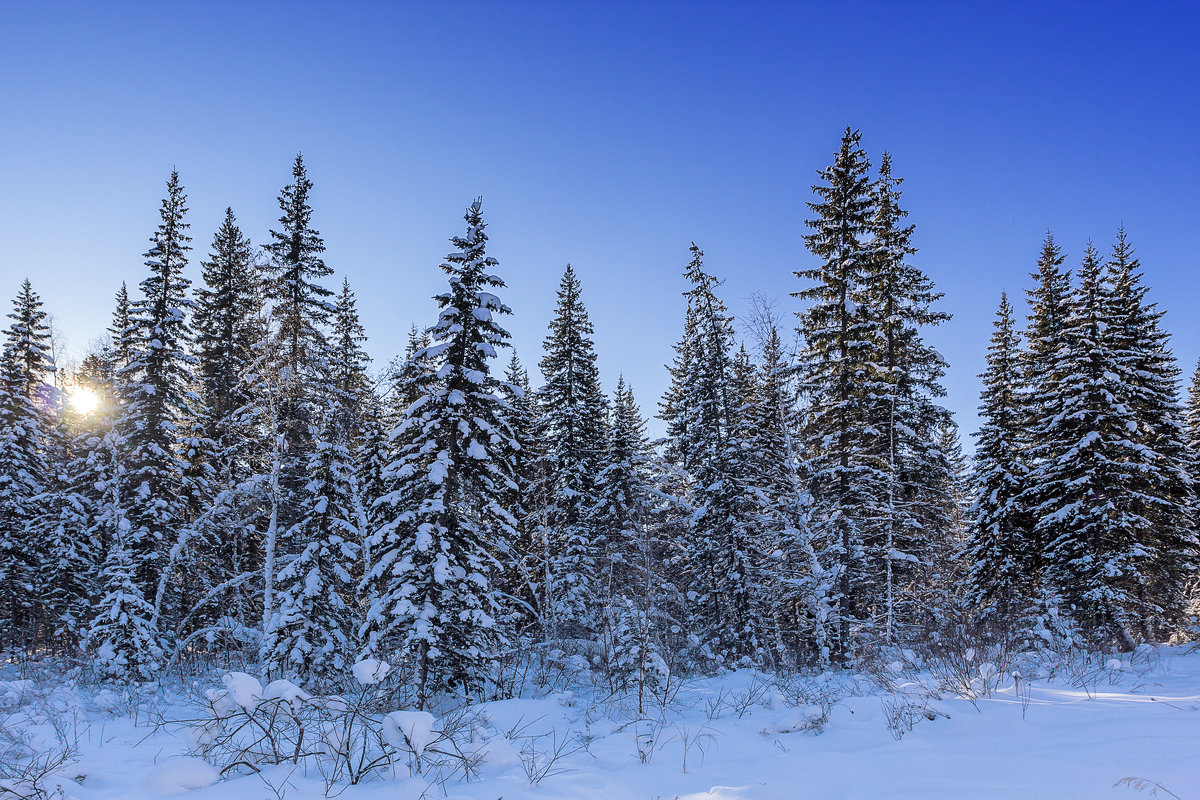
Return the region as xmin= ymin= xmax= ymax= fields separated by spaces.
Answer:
xmin=3 ymin=646 xmax=1198 ymax=800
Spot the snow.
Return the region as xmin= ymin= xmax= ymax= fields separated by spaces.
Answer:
xmin=262 ymin=678 xmax=311 ymax=707
xmin=220 ymin=671 xmax=262 ymax=709
xmin=146 ymin=758 xmax=220 ymax=796
xmin=382 ymin=709 xmax=437 ymax=759
xmin=352 ymin=657 xmax=391 ymax=685
xmin=4 ymin=647 xmax=1200 ymax=799
xmin=678 ymin=786 xmax=779 ymax=800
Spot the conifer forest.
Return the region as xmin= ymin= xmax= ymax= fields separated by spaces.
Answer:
xmin=5 ymin=132 xmax=1197 ymax=690
xmin=2 ymin=8 xmax=1199 ymax=793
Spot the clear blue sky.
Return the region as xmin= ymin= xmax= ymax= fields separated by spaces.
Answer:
xmin=2 ymin=1 xmax=1198 ymax=437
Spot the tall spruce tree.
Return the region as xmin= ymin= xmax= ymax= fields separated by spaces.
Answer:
xmin=191 ymin=208 xmax=267 ymax=629
xmin=263 ymin=154 xmax=334 ymax=532
xmin=965 ymin=293 xmax=1033 ymax=619
xmin=794 ymin=127 xmax=884 ymax=656
xmin=661 ymin=244 xmax=761 ymax=666
xmin=1102 ymin=229 xmax=1195 ymax=636
xmin=82 ymin=408 xmax=162 ymax=681
xmin=861 ymin=151 xmax=953 ymax=640
xmin=594 ymin=377 xmax=669 ymax=693
xmin=1032 ymin=244 xmax=1140 ymax=645
xmin=116 ymin=171 xmax=197 ymax=597
xmin=536 ymin=265 xmax=608 ymax=637
xmin=1017 ymin=233 xmax=1071 ymax=608
xmin=0 ymin=280 xmax=54 ymax=647
xmin=497 ymin=352 xmax=541 ymax=631
xmin=361 ymin=200 xmax=517 ymax=706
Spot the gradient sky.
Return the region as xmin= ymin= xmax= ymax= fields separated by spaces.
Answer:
xmin=2 ymin=1 xmax=1198 ymax=437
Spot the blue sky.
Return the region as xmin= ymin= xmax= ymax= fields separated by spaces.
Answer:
xmin=1 ymin=1 xmax=1197 ymax=436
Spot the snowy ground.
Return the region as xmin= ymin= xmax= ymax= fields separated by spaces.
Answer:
xmin=3 ymin=646 xmax=1198 ymax=800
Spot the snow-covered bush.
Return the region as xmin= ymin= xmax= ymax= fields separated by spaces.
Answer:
xmin=171 ymin=661 xmax=486 ymax=792
xmin=0 ymin=681 xmax=86 ymax=800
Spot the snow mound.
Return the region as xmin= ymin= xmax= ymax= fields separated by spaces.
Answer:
xmin=221 ymin=672 xmax=262 ymax=709
xmin=147 ymin=757 xmax=220 ymax=796
xmin=383 ymin=710 xmax=437 ymax=759
xmin=353 ymin=658 xmax=391 ymax=685
xmin=678 ymin=785 xmax=780 ymax=800
xmin=263 ymin=679 xmax=311 ymax=708
xmin=769 ymin=705 xmax=826 ymax=733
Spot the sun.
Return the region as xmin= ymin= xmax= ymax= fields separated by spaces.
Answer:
xmin=70 ymin=386 xmax=101 ymax=414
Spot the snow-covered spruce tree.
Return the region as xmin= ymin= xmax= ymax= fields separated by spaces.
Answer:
xmin=860 ymin=151 xmax=954 ymax=641
xmin=262 ymin=154 xmax=335 ymax=533
xmin=496 ymin=351 xmax=541 ymax=632
xmin=737 ymin=319 xmax=832 ymax=667
xmin=660 ymin=244 xmax=762 ymax=667
xmin=594 ymin=377 xmax=669 ymax=687
xmin=361 ymin=199 xmax=517 ymax=706
xmin=1032 ymin=243 xmax=1167 ymax=647
xmin=108 ymin=282 xmax=135 ymax=375
xmin=965 ymin=293 xmax=1035 ymax=623
xmin=535 ymin=264 xmax=608 ymax=638
xmin=4 ymin=279 xmax=54 ymax=399
xmin=355 ymin=391 xmax=391 ymax=581
xmin=937 ymin=422 xmax=971 ymax=539
xmin=83 ymin=410 xmax=163 ymax=681
xmin=595 ymin=376 xmax=653 ymax=592
xmin=87 ymin=524 xmax=164 ymax=682
xmin=1186 ymin=357 xmax=1200 ymax=543
xmin=262 ymin=411 xmax=362 ymax=687
xmin=364 ymin=328 xmax=432 ymax=538
xmin=331 ymin=278 xmax=372 ymax=429
xmin=1102 ymin=229 xmax=1195 ymax=637
xmin=794 ymin=127 xmax=886 ymax=658
xmin=190 ymin=207 xmax=268 ymax=631
xmin=1016 ymin=232 xmax=1071 ymax=604
xmin=1187 ymin=357 xmax=1200 ymax=470
xmin=116 ymin=171 xmax=198 ymax=605
xmin=0 ymin=279 xmax=54 ymax=648
xmin=33 ymin=397 xmax=97 ymax=652
xmin=262 ymin=279 xmax=370 ymax=686
xmin=328 ymin=278 xmax=372 ymax=575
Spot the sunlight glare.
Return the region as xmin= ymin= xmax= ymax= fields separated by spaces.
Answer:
xmin=71 ymin=387 xmax=100 ymax=414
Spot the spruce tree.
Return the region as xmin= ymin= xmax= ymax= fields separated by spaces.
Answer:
xmin=361 ymin=200 xmax=517 ymax=705
xmin=1017 ymin=232 xmax=1071 ymax=604
xmin=1102 ymin=229 xmax=1196 ymax=636
xmin=861 ymin=151 xmax=953 ymax=640
xmin=263 ymin=154 xmax=334 ymax=531
xmin=262 ymin=417 xmax=362 ymax=687
xmin=0 ymin=279 xmax=53 ymax=647
xmin=82 ymin=415 xmax=163 ymax=681
xmin=194 ymin=208 xmax=263 ymax=490
xmin=117 ymin=171 xmax=197 ymax=599
xmin=497 ymin=352 xmax=541 ymax=631
xmin=535 ymin=264 xmax=608 ymax=637
xmin=965 ymin=293 xmax=1035 ymax=620
xmin=661 ymin=244 xmax=761 ymax=666
xmin=737 ymin=321 xmax=832 ymax=666
xmin=34 ymin=399 xmax=97 ymax=652
xmin=331 ymin=278 xmax=371 ymax=425
xmin=794 ymin=127 xmax=884 ymax=656
xmin=594 ymin=377 xmax=669 ymax=693
xmin=191 ymin=208 xmax=267 ymax=629
xmin=1032 ymin=243 xmax=1160 ymax=646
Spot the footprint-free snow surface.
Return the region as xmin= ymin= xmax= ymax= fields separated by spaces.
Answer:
xmin=4 ymin=646 xmax=1198 ymax=799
